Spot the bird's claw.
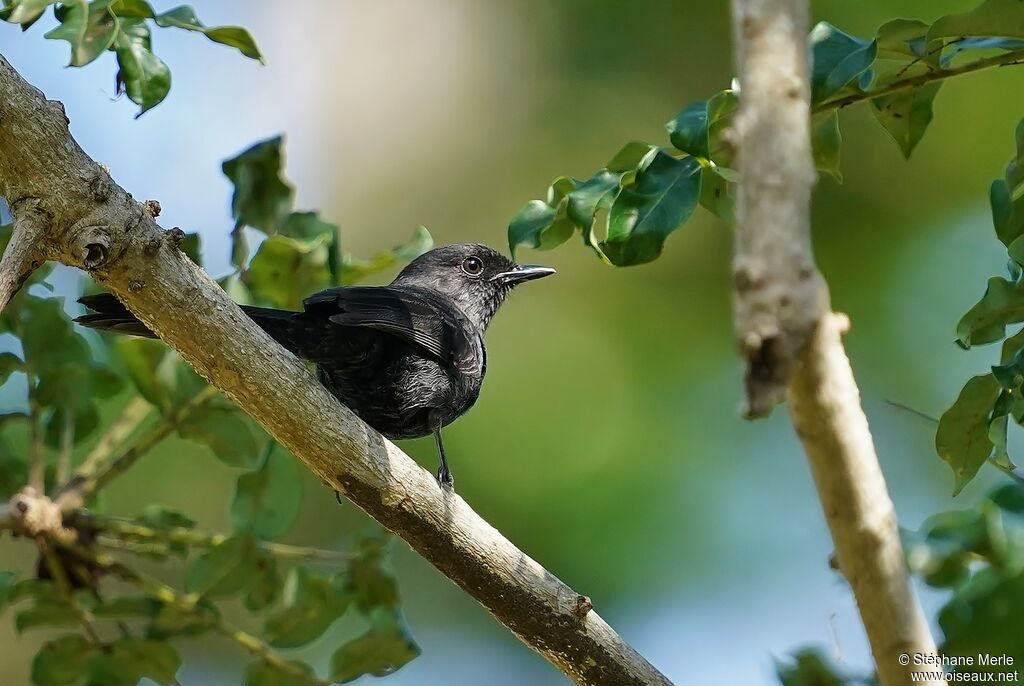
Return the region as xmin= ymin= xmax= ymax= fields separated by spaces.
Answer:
xmin=436 ymin=466 xmax=454 ymax=490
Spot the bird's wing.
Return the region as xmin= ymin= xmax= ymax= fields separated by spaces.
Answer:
xmin=303 ymin=286 xmax=481 ymax=372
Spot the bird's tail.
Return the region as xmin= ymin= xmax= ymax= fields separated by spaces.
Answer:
xmin=75 ymin=293 xmax=307 ymax=352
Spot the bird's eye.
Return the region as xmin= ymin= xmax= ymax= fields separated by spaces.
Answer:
xmin=461 ymin=256 xmax=483 ymax=276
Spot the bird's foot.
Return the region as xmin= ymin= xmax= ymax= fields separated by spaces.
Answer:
xmin=436 ymin=465 xmax=454 ymax=490
xmin=334 ymin=490 xmax=343 ymax=505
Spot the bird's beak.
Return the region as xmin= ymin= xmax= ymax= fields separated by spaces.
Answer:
xmin=491 ymin=264 xmax=556 ymax=285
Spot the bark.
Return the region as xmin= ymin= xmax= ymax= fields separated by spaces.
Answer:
xmin=0 ymin=54 xmax=671 ymax=686
xmin=728 ymin=2 xmax=944 ymax=685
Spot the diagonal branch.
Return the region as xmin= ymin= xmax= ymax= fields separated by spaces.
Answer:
xmin=729 ymin=2 xmax=943 ymax=685
xmin=0 ymin=53 xmax=670 ymax=686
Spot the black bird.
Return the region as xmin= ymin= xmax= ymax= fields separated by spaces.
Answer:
xmin=76 ymin=243 xmax=555 ymax=488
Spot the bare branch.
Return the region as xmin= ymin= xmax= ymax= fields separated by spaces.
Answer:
xmin=0 ymin=53 xmax=670 ymax=686
xmin=729 ymin=2 xmax=943 ymax=684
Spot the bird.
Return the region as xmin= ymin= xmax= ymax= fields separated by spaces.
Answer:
xmin=75 ymin=243 xmax=555 ymax=489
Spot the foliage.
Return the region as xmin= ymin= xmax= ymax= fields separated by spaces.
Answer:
xmin=1 ymin=0 xmax=262 ymax=115
xmin=508 ymin=3 xmax=1024 ymax=266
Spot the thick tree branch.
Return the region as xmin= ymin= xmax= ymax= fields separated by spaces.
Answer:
xmin=0 ymin=54 xmax=670 ymax=686
xmin=729 ymin=2 xmax=943 ymax=685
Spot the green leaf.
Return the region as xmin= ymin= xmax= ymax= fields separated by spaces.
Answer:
xmin=929 ymin=0 xmax=1024 ymax=44
xmin=338 ymin=226 xmax=433 ymax=285
xmin=111 ymin=0 xmax=153 ymax=18
xmin=146 ymin=599 xmax=218 ymax=638
xmin=776 ymin=648 xmax=851 ymax=686
xmin=116 ymin=338 xmax=174 ymax=412
xmin=231 ymin=444 xmax=302 ymax=540
xmin=809 ymin=22 xmax=877 ymax=105
xmin=137 ymin=503 xmax=195 ymax=530
xmin=0 ymin=571 xmax=15 ymax=612
xmin=939 ymin=567 xmax=1024 ymax=668
xmin=936 ymin=374 xmax=1002 ymax=494
xmin=956 ymin=276 xmax=1024 ymax=347
xmin=92 ymin=595 xmax=159 ymax=618
xmin=280 ymin=211 xmax=337 ymax=241
xmin=811 ymin=111 xmax=843 ymax=182
xmin=32 ymin=634 xmax=97 ymax=686
xmin=153 ymin=5 xmax=263 ymax=61
xmin=606 ymin=141 xmax=656 ymax=173
xmin=88 ymin=638 xmax=181 ymax=686
xmin=698 ymin=165 xmax=736 ymax=223
xmin=989 ymin=482 xmax=1024 ymax=514
xmin=244 ymin=552 xmax=281 ymax=612
xmin=44 ymin=0 xmax=119 ymax=67
xmin=603 ymin=152 xmax=701 ymax=266
xmin=186 ymin=535 xmax=259 ymax=598
xmin=177 ymin=405 xmax=259 ymax=468
xmin=345 ymin=538 xmax=399 ymax=614
xmin=0 ymin=351 xmax=24 ymax=385
xmin=666 ymin=90 xmax=738 ymax=161
xmin=16 ymin=600 xmax=79 ymax=632
xmin=875 ymin=18 xmax=941 ymax=63
xmin=566 ymin=169 xmax=623 ymax=228
xmin=223 ymin=137 xmax=294 ymax=235
xmin=113 ymin=16 xmax=170 ymax=116
xmin=245 ymin=234 xmax=332 ymax=309
xmin=244 ymin=660 xmax=317 ymax=686
xmin=329 ymin=610 xmax=420 ymax=683
xmin=3 ymin=0 xmax=55 ymax=26
xmin=994 ymin=120 xmax=1024 ymax=249
xmin=264 ymin=567 xmax=351 ymax=648
xmin=870 ymin=80 xmax=942 ymax=159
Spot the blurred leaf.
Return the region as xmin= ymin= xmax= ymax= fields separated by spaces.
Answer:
xmin=940 ymin=566 xmax=1024 ymax=668
xmin=246 ymin=234 xmax=331 ymax=309
xmin=137 ymin=503 xmax=195 ymax=530
xmin=0 ymin=351 xmax=24 ymax=385
xmin=117 ymin=339 xmax=174 ymax=413
xmin=147 ymin=599 xmax=218 ymax=639
xmin=186 ymin=535 xmax=259 ymax=598
xmin=264 ymin=567 xmax=351 ymax=649
xmin=811 ymin=111 xmax=842 ymax=182
xmin=936 ymin=374 xmax=1001 ymax=494
xmin=875 ymin=18 xmax=937 ymax=62
xmin=88 ymin=638 xmax=180 ymax=686
xmin=32 ymin=634 xmax=96 ymax=686
xmin=989 ymin=482 xmax=1024 ymax=514
xmin=16 ymin=599 xmax=79 ymax=632
xmin=994 ymin=120 xmax=1024 ymax=249
xmin=929 ymin=0 xmax=1024 ymax=44
xmin=345 ymin=538 xmax=399 ymax=614
xmin=666 ymin=90 xmax=738 ymax=161
xmin=113 ymin=16 xmax=170 ymax=116
xmin=281 ymin=211 xmax=336 ymax=241
xmin=339 ymin=226 xmax=433 ymax=285
xmin=698 ymin=166 xmax=735 ymax=223
xmin=180 ymin=231 xmax=201 ymax=264
xmin=244 ymin=659 xmax=317 ymax=686
xmin=44 ymin=0 xmax=118 ymax=67
xmin=92 ymin=595 xmax=159 ymax=618
xmin=0 ymin=571 xmax=15 ymax=612
xmin=329 ymin=609 xmax=420 ymax=683
xmin=223 ymin=137 xmax=294 ymax=235
xmin=244 ymin=552 xmax=280 ymax=612
xmin=809 ymin=22 xmax=877 ymax=105
xmin=957 ymin=276 xmax=1024 ymax=347
xmin=231 ymin=445 xmax=301 ymax=540
xmin=2 ymin=0 xmax=55 ymax=26
xmin=153 ymin=5 xmax=263 ymax=61
xmin=178 ymin=405 xmax=259 ymax=468
xmin=776 ymin=647 xmax=852 ymax=686
xmin=603 ymin=151 xmax=701 ymax=266
xmin=870 ymin=80 xmax=942 ymax=159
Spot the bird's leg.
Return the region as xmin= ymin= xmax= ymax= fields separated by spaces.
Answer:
xmin=434 ymin=429 xmax=454 ymax=489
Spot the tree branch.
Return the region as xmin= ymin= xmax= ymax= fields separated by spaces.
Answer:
xmin=729 ymin=2 xmax=943 ymax=685
xmin=0 ymin=54 xmax=670 ymax=686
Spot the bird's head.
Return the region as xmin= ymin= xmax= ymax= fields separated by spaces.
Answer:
xmin=392 ymin=243 xmax=555 ymax=329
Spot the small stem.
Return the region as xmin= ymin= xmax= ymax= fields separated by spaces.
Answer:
xmin=82 ymin=513 xmax=351 ymax=564
xmin=39 ymin=538 xmax=103 ymax=646
xmin=26 ymin=372 xmax=44 ymax=493
xmin=56 ymin=409 xmax=75 ymax=486
xmin=57 ymin=542 xmax=326 ymax=686
xmin=814 ymin=47 xmax=1024 ymax=114
xmin=75 ymin=395 xmax=152 ymax=481
xmin=55 ymin=387 xmax=218 ymax=511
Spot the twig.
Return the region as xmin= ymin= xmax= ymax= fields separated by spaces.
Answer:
xmin=56 ymin=409 xmax=75 ymax=486
xmin=38 ymin=538 xmax=104 ymax=646
xmin=58 ymin=542 xmax=326 ymax=686
xmin=26 ymin=373 xmax=44 ymax=493
xmin=815 ymin=47 xmax=1024 ymax=114
xmin=75 ymin=395 xmax=152 ymax=481
xmin=81 ymin=513 xmax=352 ymax=564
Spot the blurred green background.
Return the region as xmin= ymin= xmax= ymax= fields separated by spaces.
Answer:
xmin=3 ymin=0 xmax=1024 ymax=683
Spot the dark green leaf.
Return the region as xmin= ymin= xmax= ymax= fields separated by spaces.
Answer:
xmin=280 ymin=211 xmax=336 ymax=241
xmin=93 ymin=595 xmax=159 ymax=618
xmin=776 ymin=647 xmax=852 ymax=686
xmin=32 ymin=634 xmax=97 ymax=686
xmin=329 ymin=610 xmax=420 ymax=683
xmin=508 ymin=200 xmax=557 ymax=258
xmin=153 ymin=5 xmax=263 ymax=61
xmin=346 ymin=538 xmax=399 ymax=614
xmin=666 ymin=90 xmax=738 ymax=161
xmin=231 ymin=445 xmax=302 ymax=540
xmin=338 ymin=226 xmax=433 ymax=285
xmin=146 ymin=599 xmax=218 ymax=638
xmin=113 ymin=16 xmax=170 ymax=115
xmin=88 ymin=638 xmax=180 ymax=686
xmin=244 ymin=659 xmax=317 ymax=686
xmin=0 ymin=570 xmax=15 ymax=612
xmin=137 ymin=504 xmax=195 ymax=530
xmin=264 ymin=567 xmax=351 ymax=648
xmin=870 ymin=80 xmax=942 ymax=158
xmin=566 ymin=169 xmax=622 ymax=228
xmin=186 ymin=535 xmax=259 ymax=598
xmin=603 ymin=152 xmax=701 ymax=266
xmin=245 ymin=234 xmax=331 ymax=309
xmin=0 ymin=351 xmax=24 ymax=385
xmin=180 ymin=231 xmax=201 ymax=264
xmin=44 ymin=0 xmax=119 ymax=67
xmin=223 ymin=137 xmax=294 ymax=235
xmin=16 ymin=600 xmax=79 ymax=632
xmin=956 ymin=276 xmax=1024 ymax=347
xmin=811 ymin=111 xmax=842 ymax=182
xmin=989 ymin=483 xmax=1024 ymax=514
xmin=939 ymin=566 xmax=1024 ymax=669
xmin=244 ymin=551 xmax=281 ymax=612
xmin=178 ymin=405 xmax=259 ymax=468
xmin=936 ymin=374 xmax=1001 ymax=494
xmin=929 ymin=0 xmax=1024 ymax=44
xmin=809 ymin=22 xmax=877 ymax=105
